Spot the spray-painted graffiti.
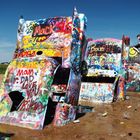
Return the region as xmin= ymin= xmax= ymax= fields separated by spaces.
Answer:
xmin=89 ymin=43 xmax=121 ymax=56
xmin=15 ymin=17 xmax=73 ymax=67
xmin=32 ymin=18 xmax=72 ymax=37
xmin=126 ymin=46 xmax=140 ymax=92
xmin=0 ymin=111 xmax=44 ymax=129
xmin=13 ymin=69 xmax=39 ymax=98
xmin=53 ymin=103 xmax=76 ymax=126
xmin=0 ymin=56 xmax=58 ymax=129
xmin=85 ymin=39 xmax=122 ymax=77
xmin=126 ymin=63 xmax=140 ymax=92
xmin=0 ymin=9 xmax=87 ymax=129
xmin=129 ymin=47 xmax=140 ymax=63
xmin=19 ymin=98 xmax=45 ymax=114
xmin=79 ymin=38 xmax=127 ymax=104
xmin=65 ymin=71 xmax=81 ymax=105
xmin=65 ymin=8 xmax=87 ymax=106
xmin=14 ymin=49 xmax=62 ymax=58
xmin=70 ymin=10 xmax=87 ymax=75
xmin=79 ymin=82 xmax=114 ymax=104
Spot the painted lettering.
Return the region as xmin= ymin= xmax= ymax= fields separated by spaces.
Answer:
xmin=16 ymin=69 xmax=34 ymax=76
xmin=32 ymin=19 xmax=72 ymax=37
xmin=16 ymin=50 xmax=36 ymax=58
xmin=19 ymin=99 xmax=44 ymax=114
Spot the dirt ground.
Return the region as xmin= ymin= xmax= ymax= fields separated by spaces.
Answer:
xmin=0 ymin=74 xmax=140 ymax=140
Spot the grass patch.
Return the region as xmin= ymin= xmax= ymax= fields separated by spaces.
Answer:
xmin=0 ymin=64 xmax=8 ymax=74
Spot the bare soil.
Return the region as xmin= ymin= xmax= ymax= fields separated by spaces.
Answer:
xmin=0 ymin=75 xmax=140 ymax=140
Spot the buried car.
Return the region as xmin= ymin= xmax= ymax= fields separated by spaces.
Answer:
xmin=79 ymin=37 xmax=130 ymax=105
xmin=0 ymin=9 xmax=87 ymax=129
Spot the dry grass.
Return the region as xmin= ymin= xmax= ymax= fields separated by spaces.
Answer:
xmin=0 ymin=74 xmax=3 ymax=85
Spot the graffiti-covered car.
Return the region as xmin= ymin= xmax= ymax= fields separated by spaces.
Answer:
xmin=126 ymin=46 xmax=140 ymax=92
xmin=79 ymin=38 xmax=129 ymax=104
xmin=0 ymin=9 xmax=87 ymax=129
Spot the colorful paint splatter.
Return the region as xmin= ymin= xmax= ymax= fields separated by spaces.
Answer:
xmin=79 ymin=38 xmax=127 ymax=104
xmin=65 ymin=8 xmax=87 ymax=106
xmin=53 ymin=103 xmax=76 ymax=126
xmin=0 ymin=9 xmax=87 ymax=129
xmin=126 ymin=47 xmax=140 ymax=92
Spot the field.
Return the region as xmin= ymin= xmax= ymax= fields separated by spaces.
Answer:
xmin=0 ymin=64 xmax=8 ymax=74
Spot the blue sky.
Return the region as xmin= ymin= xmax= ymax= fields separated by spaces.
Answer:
xmin=0 ymin=0 xmax=140 ymax=62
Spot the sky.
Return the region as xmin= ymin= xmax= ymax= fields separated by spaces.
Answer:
xmin=0 ymin=0 xmax=140 ymax=63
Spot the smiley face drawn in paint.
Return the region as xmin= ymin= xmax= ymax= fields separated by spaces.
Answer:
xmin=129 ymin=47 xmax=138 ymax=57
